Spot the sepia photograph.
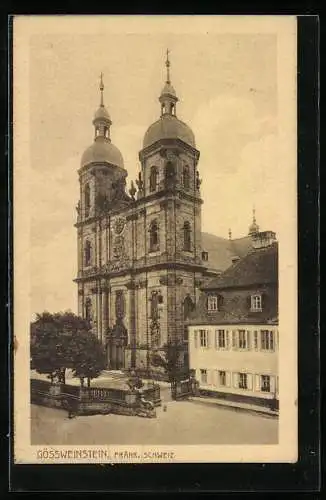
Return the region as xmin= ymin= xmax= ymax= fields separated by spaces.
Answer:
xmin=13 ymin=15 xmax=298 ymax=464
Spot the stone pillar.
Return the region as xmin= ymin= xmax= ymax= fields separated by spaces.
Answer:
xmin=127 ymin=281 xmax=137 ymax=369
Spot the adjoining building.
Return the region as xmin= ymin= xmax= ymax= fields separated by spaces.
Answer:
xmin=187 ymin=231 xmax=278 ymax=408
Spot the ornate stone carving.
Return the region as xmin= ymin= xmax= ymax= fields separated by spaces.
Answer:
xmin=113 ymin=216 xmax=126 ymax=235
xmin=125 ymin=280 xmax=137 ymax=290
xmin=160 ymin=200 xmax=169 ymax=210
xmin=82 ymin=266 xmax=98 ymax=278
xmin=136 ymin=278 xmax=147 ymax=289
xmin=112 ymin=234 xmax=126 ymax=259
xmin=159 ymin=275 xmax=183 ymax=286
xmin=78 ymin=289 xmax=84 ymax=296
xmin=126 ymin=213 xmax=138 ymax=222
xmin=194 ymin=279 xmax=202 ymax=288
xmin=104 ymin=259 xmax=131 ymax=273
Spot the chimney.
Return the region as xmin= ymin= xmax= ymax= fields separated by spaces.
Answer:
xmin=252 ymin=231 xmax=277 ymax=249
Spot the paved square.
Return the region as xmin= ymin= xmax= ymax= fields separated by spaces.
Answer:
xmin=31 ymin=396 xmax=278 ymax=446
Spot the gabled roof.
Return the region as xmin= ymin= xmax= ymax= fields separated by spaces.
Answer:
xmin=203 ymin=242 xmax=278 ymax=290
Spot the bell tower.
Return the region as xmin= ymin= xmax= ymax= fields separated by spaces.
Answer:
xmin=137 ymin=51 xmax=204 ymax=360
xmin=76 ymin=74 xmax=129 ymax=339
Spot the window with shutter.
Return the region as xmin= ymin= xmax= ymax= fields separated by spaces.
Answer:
xmin=261 ymin=375 xmax=271 ymax=392
xmin=233 ymin=372 xmax=238 ymax=388
xmin=247 ymin=373 xmax=253 ymax=390
xmin=226 ymin=372 xmax=231 ymax=387
xmin=260 ymin=330 xmax=274 ymax=351
xmin=216 ymin=329 xmax=227 ymax=349
xmin=238 ymin=373 xmax=248 ymax=389
xmin=238 ymin=330 xmax=247 ymax=349
xmin=226 ymin=330 xmax=230 ymax=349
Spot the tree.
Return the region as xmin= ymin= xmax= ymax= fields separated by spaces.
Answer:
xmin=30 ymin=311 xmax=106 ymax=386
xmin=150 ymin=339 xmax=185 ymax=383
xmin=71 ymin=329 xmax=107 ymax=387
xmin=31 ymin=311 xmax=74 ymax=384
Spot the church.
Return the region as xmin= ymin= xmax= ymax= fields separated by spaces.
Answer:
xmin=74 ymin=52 xmax=263 ymax=376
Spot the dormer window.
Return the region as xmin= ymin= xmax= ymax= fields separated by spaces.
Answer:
xmin=207 ymin=295 xmax=218 ymax=312
xmin=251 ymin=294 xmax=262 ymax=312
xmin=202 ymin=251 xmax=209 ymax=261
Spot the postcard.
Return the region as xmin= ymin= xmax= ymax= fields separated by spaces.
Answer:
xmin=13 ymin=15 xmax=297 ymax=464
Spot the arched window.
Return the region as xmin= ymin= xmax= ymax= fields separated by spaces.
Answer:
xmin=183 ymin=221 xmax=191 ymax=251
xmin=85 ymin=298 xmax=92 ymax=322
xmin=103 ymin=126 xmax=109 ymax=139
xmin=183 ymin=165 xmax=190 ymax=189
xmin=149 ymin=219 xmax=159 ymax=252
xmin=84 ymin=240 xmax=92 ymax=266
xmin=162 ymin=104 xmax=166 ymax=115
xmin=95 ymin=127 xmax=100 ymax=138
xmin=84 ymin=183 xmax=90 ymax=217
xmin=183 ymin=295 xmax=195 ymax=320
xmin=171 ymin=103 xmax=175 ymax=115
xmin=149 ymin=166 xmax=158 ymax=192
xmin=165 ymin=161 xmax=175 ymax=188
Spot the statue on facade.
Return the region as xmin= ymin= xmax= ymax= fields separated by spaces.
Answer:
xmin=196 ymin=170 xmax=202 ymax=190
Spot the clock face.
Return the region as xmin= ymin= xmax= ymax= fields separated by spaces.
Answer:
xmin=114 ymin=217 xmax=126 ymax=235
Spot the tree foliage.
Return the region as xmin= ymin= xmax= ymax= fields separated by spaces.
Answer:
xmin=150 ymin=339 xmax=184 ymax=382
xmin=30 ymin=311 xmax=106 ymax=386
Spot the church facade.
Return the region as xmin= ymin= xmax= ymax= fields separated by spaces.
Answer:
xmin=74 ymin=55 xmax=218 ymax=374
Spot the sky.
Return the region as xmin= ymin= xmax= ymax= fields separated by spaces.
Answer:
xmin=23 ymin=18 xmax=295 ymax=315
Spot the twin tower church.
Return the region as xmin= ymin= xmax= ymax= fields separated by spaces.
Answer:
xmin=74 ymin=53 xmax=261 ymax=374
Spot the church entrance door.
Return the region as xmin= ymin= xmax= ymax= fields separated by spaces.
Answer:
xmin=107 ymin=343 xmax=125 ymax=371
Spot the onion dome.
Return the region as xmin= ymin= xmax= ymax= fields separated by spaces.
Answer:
xmin=142 ymin=49 xmax=196 ymax=149
xmin=81 ymin=73 xmax=124 ymax=169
